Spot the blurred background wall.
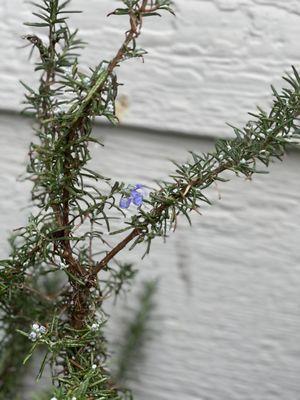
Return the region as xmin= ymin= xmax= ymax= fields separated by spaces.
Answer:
xmin=0 ymin=1 xmax=300 ymax=399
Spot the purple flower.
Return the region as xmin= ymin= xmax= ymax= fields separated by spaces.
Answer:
xmin=119 ymin=184 xmax=144 ymax=209
xmin=120 ymin=196 xmax=132 ymax=209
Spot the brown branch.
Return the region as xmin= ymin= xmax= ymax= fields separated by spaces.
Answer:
xmin=38 ymin=25 xmax=81 ymax=277
xmin=92 ymin=163 xmax=229 ymax=275
xmin=69 ymin=358 xmax=84 ymax=370
xmin=62 ymin=1 xmax=154 ymax=327
xmin=53 ymin=1 xmax=156 ymax=279
xmin=67 ymin=1 xmax=159 ymax=131
xmin=91 ymin=122 xmax=291 ymax=275
xmin=93 ymin=228 xmax=141 ymax=274
xmin=32 ymin=0 xmax=170 ymax=327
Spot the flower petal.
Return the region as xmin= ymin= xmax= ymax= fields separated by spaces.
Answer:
xmin=119 ymin=196 xmax=132 ymax=209
xmin=131 ymin=191 xmax=143 ymax=206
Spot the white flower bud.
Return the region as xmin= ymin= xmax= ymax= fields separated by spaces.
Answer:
xmin=91 ymin=323 xmax=99 ymax=331
xmin=39 ymin=325 xmax=47 ymax=334
xmin=32 ymin=323 xmax=40 ymax=332
xmin=29 ymin=331 xmax=37 ymax=341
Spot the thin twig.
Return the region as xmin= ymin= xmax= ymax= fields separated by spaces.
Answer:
xmin=92 ymin=163 xmax=228 ymax=275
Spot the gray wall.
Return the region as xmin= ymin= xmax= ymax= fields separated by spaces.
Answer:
xmin=1 ymin=0 xmax=300 ymax=137
xmin=1 ymin=0 xmax=300 ymax=399
xmin=1 ymin=115 xmax=300 ymax=399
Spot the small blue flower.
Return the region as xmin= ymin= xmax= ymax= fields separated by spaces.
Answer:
xmin=119 ymin=184 xmax=144 ymax=209
xmin=131 ymin=188 xmax=143 ymax=206
xmin=132 ymin=192 xmax=143 ymax=206
xmin=119 ymin=196 xmax=132 ymax=209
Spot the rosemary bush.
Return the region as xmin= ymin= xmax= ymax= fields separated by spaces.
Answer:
xmin=0 ymin=0 xmax=299 ymax=398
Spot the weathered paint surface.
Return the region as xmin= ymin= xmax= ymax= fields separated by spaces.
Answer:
xmin=0 ymin=115 xmax=299 ymax=399
xmin=1 ymin=0 xmax=300 ymax=136
xmin=1 ymin=1 xmax=300 ymax=398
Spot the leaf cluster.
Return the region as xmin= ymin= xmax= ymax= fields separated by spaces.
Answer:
xmin=124 ymin=68 xmax=300 ymax=255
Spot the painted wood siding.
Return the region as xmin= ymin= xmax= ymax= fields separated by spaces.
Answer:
xmin=0 ymin=115 xmax=299 ymax=399
xmin=1 ymin=0 xmax=300 ymax=136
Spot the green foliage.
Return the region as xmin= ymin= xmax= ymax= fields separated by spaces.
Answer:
xmin=0 ymin=0 xmax=299 ymax=398
xmin=0 ymin=331 xmax=31 ymax=399
xmin=126 ymin=71 xmax=300 ymax=254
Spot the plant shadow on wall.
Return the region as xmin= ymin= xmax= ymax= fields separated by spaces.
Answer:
xmin=111 ymin=280 xmax=158 ymax=387
xmin=0 ymin=0 xmax=299 ymax=399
